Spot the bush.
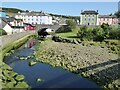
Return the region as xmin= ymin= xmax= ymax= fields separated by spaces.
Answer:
xmin=55 ymin=25 xmax=72 ymax=33
xmin=66 ymin=19 xmax=76 ymax=29
xmin=77 ymin=26 xmax=94 ymax=41
xmin=109 ymin=30 xmax=120 ymax=39
xmin=77 ymin=23 xmax=120 ymax=42
xmin=0 ymin=29 xmax=7 ymax=36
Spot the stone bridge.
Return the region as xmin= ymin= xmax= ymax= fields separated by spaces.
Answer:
xmin=36 ymin=24 xmax=63 ymax=32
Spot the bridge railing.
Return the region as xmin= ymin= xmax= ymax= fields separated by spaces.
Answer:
xmin=0 ymin=31 xmax=36 ymax=49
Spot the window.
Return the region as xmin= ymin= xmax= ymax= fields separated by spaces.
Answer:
xmin=92 ymin=14 xmax=94 ymax=17
xmin=89 ymin=18 xmax=90 ymax=21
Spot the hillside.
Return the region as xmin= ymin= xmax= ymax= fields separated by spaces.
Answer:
xmin=2 ymin=7 xmax=24 ymax=13
xmin=49 ymin=13 xmax=80 ymax=20
xmin=2 ymin=7 xmax=80 ymax=20
xmin=2 ymin=7 xmax=24 ymax=17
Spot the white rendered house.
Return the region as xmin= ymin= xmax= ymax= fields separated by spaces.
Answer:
xmin=15 ymin=11 xmax=52 ymax=25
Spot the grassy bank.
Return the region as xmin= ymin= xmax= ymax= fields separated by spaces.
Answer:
xmin=35 ymin=38 xmax=119 ymax=90
xmin=57 ymin=27 xmax=120 ymax=55
xmin=57 ymin=27 xmax=79 ymax=40
xmin=1 ymin=34 xmax=36 ymax=60
xmin=1 ymin=34 xmax=36 ymax=88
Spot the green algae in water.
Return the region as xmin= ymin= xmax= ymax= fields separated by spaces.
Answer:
xmin=15 ymin=75 xmax=24 ymax=81
xmin=29 ymin=61 xmax=37 ymax=66
xmin=15 ymin=82 xmax=29 ymax=88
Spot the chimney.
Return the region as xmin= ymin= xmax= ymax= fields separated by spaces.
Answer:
xmin=97 ymin=10 xmax=98 ymax=13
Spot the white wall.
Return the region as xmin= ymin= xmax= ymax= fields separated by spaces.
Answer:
xmin=3 ymin=24 xmax=13 ymax=35
xmin=15 ymin=14 xmax=52 ymax=25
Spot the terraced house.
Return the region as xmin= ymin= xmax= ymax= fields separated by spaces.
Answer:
xmin=15 ymin=11 xmax=52 ymax=25
xmin=80 ymin=10 xmax=99 ymax=26
xmin=98 ymin=15 xmax=118 ymax=26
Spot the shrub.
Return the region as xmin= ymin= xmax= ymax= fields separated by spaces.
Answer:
xmin=0 ymin=29 xmax=7 ymax=36
xmin=77 ymin=23 xmax=119 ymax=42
xmin=77 ymin=26 xmax=94 ymax=41
xmin=55 ymin=25 xmax=72 ymax=33
xmin=109 ymin=30 xmax=120 ymax=39
xmin=66 ymin=19 xmax=76 ymax=29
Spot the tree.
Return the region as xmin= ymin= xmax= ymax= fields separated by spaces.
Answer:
xmin=0 ymin=29 xmax=7 ymax=36
xmin=66 ymin=19 xmax=76 ymax=30
xmin=114 ymin=11 xmax=120 ymax=18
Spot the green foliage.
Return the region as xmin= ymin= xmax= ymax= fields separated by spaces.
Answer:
xmin=49 ymin=13 xmax=80 ymax=20
xmin=55 ymin=25 xmax=72 ymax=33
xmin=2 ymin=7 xmax=24 ymax=13
xmin=66 ymin=19 xmax=76 ymax=29
xmin=29 ymin=61 xmax=37 ymax=66
xmin=77 ymin=23 xmax=120 ymax=41
xmin=0 ymin=29 xmax=7 ymax=36
xmin=114 ymin=11 xmax=120 ymax=18
xmin=109 ymin=30 xmax=120 ymax=39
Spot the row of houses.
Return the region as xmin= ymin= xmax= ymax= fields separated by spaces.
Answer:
xmin=15 ymin=11 xmax=53 ymax=25
xmin=0 ymin=9 xmax=36 ymax=35
xmin=80 ymin=10 xmax=118 ymax=26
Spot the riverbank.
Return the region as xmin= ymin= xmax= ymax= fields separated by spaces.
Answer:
xmin=1 ymin=34 xmax=36 ymax=88
xmin=35 ymin=38 xmax=119 ymax=89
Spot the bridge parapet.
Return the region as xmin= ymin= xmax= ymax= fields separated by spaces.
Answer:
xmin=36 ymin=25 xmax=62 ymax=32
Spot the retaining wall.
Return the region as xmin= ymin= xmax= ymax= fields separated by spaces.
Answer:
xmin=0 ymin=31 xmax=36 ymax=49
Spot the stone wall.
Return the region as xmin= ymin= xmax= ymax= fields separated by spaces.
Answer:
xmin=0 ymin=31 xmax=36 ymax=49
xmin=36 ymin=25 xmax=62 ymax=32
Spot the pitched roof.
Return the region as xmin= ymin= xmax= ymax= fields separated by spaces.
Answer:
xmin=11 ymin=26 xmax=24 ymax=28
xmin=16 ymin=11 xmax=51 ymax=17
xmin=23 ymin=23 xmax=36 ymax=27
xmin=99 ymin=15 xmax=117 ymax=18
xmin=0 ymin=17 xmax=12 ymax=29
xmin=81 ymin=10 xmax=98 ymax=14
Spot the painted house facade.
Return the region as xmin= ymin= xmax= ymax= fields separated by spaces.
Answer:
xmin=98 ymin=15 xmax=118 ymax=25
xmin=24 ymin=23 xmax=36 ymax=31
xmin=15 ymin=11 xmax=52 ymax=25
xmin=1 ymin=18 xmax=13 ymax=35
xmin=80 ymin=10 xmax=99 ymax=25
xmin=2 ymin=17 xmax=25 ymax=34
xmin=0 ymin=9 xmax=7 ymax=18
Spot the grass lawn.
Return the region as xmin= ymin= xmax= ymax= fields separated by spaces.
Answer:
xmin=56 ymin=27 xmax=80 ymax=40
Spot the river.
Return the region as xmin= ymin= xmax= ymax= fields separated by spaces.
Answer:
xmin=4 ymin=38 xmax=101 ymax=89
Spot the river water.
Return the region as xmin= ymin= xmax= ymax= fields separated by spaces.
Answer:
xmin=4 ymin=38 xmax=101 ymax=89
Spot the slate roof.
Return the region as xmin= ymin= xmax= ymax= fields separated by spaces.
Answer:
xmin=23 ymin=23 xmax=36 ymax=27
xmin=3 ymin=17 xmax=23 ymax=22
xmin=81 ymin=10 xmax=98 ymax=14
xmin=0 ymin=17 xmax=12 ymax=28
xmin=16 ymin=11 xmax=51 ymax=17
xmin=99 ymin=15 xmax=117 ymax=18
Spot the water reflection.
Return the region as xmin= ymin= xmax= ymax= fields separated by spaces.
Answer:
xmin=4 ymin=38 xmax=101 ymax=89
xmin=24 ymin=39 xmax=36 ymax=48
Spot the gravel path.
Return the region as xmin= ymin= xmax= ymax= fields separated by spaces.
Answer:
xmin=36 ymin=40 xmax=119 ymax=89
